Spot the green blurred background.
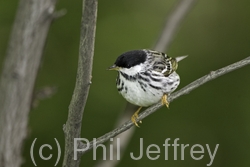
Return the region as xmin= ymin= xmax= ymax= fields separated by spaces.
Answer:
xmin=1 ymin=0 xmax=250 ymax=166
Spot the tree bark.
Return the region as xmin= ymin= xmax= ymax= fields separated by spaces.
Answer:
xmin=62 ymin=0 xmax=98 ymax=166
xmin=0 ymin=0 xmax=57 ymax=167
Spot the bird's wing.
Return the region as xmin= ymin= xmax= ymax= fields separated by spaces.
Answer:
xmin=149 ymin=52 xmax=172 ymax=76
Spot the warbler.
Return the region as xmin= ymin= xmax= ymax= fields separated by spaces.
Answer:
xmin=108 ymin=49 xmax=187 ymax=127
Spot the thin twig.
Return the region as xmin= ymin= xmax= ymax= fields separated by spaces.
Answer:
xmin=154 ymin=0 xmax=197 ymax=52
xmin=62 ymin=0 xmax=97 ymax=167
xmin=80 ymin=56 xmax=250 ymax=154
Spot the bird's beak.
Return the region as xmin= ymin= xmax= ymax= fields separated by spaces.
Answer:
xmin=176 ymin=55 xmax=188 ymax=62
xmin=107 ymin=65 xmax=120 ymax=71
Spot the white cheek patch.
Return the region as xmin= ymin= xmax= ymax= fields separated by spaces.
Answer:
xmin=120 ymin=64 xmax=142 ymax=75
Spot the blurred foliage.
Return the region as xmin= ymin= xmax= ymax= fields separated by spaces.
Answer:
xmin=0 ymin=0 xmax=250 ymax=167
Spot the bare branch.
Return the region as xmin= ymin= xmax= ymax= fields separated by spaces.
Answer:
xmin=0 ymin=0 xmax=57 ymax=166
xmin=154 ymin=0 xmax=197 ymax=52
xmin=80 ymin=56 xmax=250 ymax=154
xmin=62 ymin=0 xmax=97 ymax=166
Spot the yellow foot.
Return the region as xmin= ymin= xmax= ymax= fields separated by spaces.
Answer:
xmin=161 ymin=94 xmax=169 ymax=108
xmin=131 ymin=106 xmax=143 ymax=127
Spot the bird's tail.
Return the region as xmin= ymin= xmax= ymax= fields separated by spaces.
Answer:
xmin=176 ymin=55 xmax=188 ymax=62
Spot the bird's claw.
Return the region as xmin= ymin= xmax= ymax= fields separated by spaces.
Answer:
xmin=131 ymin=114 xmax=140 ymax=127
xmin=161 ymin=94 xmax=169 ymax=108
xmin=131 ymin=106 xmax=143 ymax=127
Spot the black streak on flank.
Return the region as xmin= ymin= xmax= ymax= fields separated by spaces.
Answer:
xmin=117 ymin=81 xmax=124 ymax=92
xmin=114 ymin=50 xmax=147 ymax=68
xmin=138 ymin=81 xmax=147 ymax=92
xmin=138 ymin=74 xmax=150 ymax=82
xmin=117 ymin=87 xmax=123 ymax=92
xmin=149 ymin=84 xmax=161 ymax=90
xmin=168 ymin=82 xmax=174 ymax=85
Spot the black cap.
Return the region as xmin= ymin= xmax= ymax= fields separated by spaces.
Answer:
xmin=114 ymin=50 xmax=147 ymax=68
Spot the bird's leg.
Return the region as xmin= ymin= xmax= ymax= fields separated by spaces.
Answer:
xmin=161 ymin=94 xmax=169 ymax=108
xmin=131 ymin=106 xmax=143 ymax=127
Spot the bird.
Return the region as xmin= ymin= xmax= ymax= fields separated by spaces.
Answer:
xmin=108 ymin=49 xmax=187 ymax=127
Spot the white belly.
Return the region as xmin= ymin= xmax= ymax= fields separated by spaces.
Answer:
xmin=117 ymin=72 xmax=180 ymax=107
xmin=120 ymin=80 xmax=163 ymax=107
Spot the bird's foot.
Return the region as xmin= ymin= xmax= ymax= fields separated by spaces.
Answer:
xmin=131 ymin=106 xmax=143 ymax=127
xmin=161 ymin=94 xmax=169 ymax=108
